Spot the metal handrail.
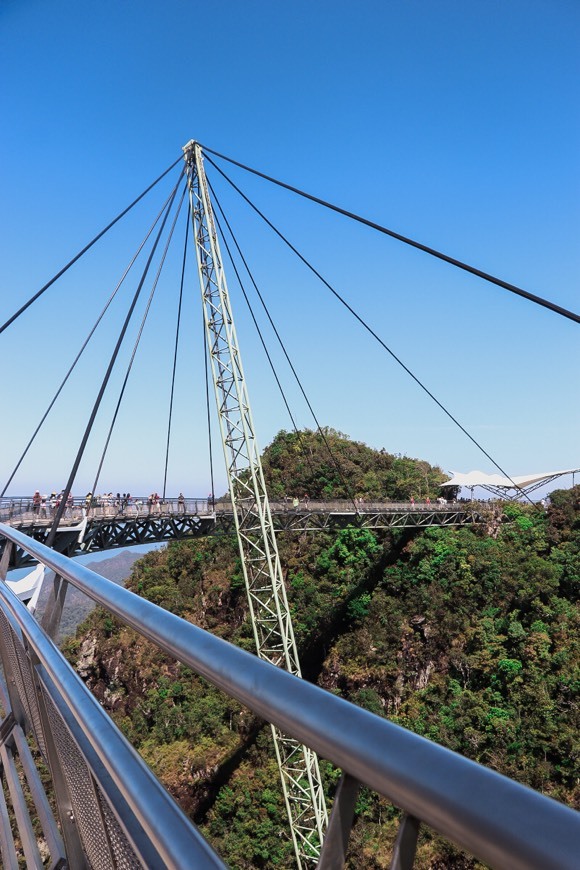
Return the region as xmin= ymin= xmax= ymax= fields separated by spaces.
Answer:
xmin=1 ymin=522 xmax=578 ymax=869
xmin=0 ymin=530 xmax=225 ymax=867
xmin=0 ymin=495 xmax=479 ymax=525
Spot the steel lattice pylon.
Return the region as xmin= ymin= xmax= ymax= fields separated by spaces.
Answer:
xmin=183 ymin=141 xmax=328 ymax=866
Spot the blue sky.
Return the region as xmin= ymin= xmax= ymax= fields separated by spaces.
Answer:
xmin=1 ymin=0 xmax=579 ymax=498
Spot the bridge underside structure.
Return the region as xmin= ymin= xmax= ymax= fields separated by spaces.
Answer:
xmin=2 ymin=503 xmax=481 ymax=570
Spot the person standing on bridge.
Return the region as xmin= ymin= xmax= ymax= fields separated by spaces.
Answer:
xmin=178 ymin=492 xmax=185 ymax=513
xmin=32 ymin=490 xmax=41 ymax=514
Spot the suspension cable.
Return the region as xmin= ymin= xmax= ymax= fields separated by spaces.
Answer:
xmin=205 ymin=156 xmax=534 ymax=505
xmin=0 ymin=156 xmax=183 ymax=336
xmin=210 ymin=196 xmax=299 ymax=431
xmin=91 ymin=186 xmax=188 ymax=498
xmin=1 ymin=186 xmax=180 ymax=498
xmin=162 ymin=202 xmax=190 ymax=500
xmin=45 ymin=172 xmax=185 ymax=549
xmin=210 ymin=180 xmax=357 ymax=508
xmin=201 ymin=145 xmax=580 ymax=326
xmin=212 ymin=199 xmax=329 ymax=491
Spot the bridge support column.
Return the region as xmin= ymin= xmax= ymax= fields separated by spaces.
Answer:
xmin=184 ymin=139 xmax=328 ymax=866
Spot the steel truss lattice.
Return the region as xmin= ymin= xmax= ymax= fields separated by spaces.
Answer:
xmin=184 ymin=140 xmax=328 ymax=866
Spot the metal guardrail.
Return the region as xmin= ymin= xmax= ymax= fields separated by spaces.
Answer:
xmin=0 ymin=495 xmax=215 ymax=523
xmin=0 ymin=522 xmax=577 ymax=869
xmin=0 ymin=499 xmax=483 ymax=571
xmin=0 ymin=494 xmax=479 ymax=524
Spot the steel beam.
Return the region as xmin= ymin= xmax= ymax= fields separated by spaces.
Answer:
xmin=1 ymin=506 xmax=480 ymax=569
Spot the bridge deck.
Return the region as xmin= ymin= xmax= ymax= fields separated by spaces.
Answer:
xmin=1 ymin=499 xmax=481 ymax=569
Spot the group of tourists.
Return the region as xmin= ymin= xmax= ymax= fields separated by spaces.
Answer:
xmin=147 ymin=493 xmax=162 ymax=514
xmin=29 ymin=489 xmax=200 ymax=519
xmin=286 ymin=494 xmax=310 ymax=509
xmin=32 ymin=489 xmax=73 ymax=518
xmin=83 ymin=493 xmax=134 ymax=515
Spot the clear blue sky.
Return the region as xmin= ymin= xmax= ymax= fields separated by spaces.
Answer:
xmin=1 ymin=0 xmax=579 ymax=498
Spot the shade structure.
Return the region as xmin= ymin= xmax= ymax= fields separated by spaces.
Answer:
xmin=441 ymin=468 xmax=579 ymax=499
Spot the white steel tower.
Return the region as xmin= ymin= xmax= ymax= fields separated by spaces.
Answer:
xmin=183 ymin=141 xmax=328 ymax=866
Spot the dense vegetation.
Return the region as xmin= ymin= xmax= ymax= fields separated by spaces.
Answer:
xmin=260 ymin=428 xmax=445 ymax=501
xmin=63 ymin=432 xmax=579 ymax=868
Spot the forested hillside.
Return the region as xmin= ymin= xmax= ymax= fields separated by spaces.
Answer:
xmin=63 ymin=432 xmax=579 ymax=868
xmin=260 ymin=428 xmax=445 ymax=501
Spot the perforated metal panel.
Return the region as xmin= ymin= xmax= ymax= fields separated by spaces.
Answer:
xmin=97 ymin=789 xmax=144 ymax=870
xmin=42 ymin=685 xmax=142 ymax=869
xmin=0 ymin=610 xmax=46 ymax=756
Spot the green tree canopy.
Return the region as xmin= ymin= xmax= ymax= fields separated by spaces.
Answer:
xmin=261 ymin=428 xmax=445 ymax=501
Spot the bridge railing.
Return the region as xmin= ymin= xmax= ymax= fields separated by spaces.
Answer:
xmin=261 ymin=498 xmax=468 ymax=514
xmin=0 ymin=495 xmax=215 ymax=523
xmin=0 ymin=522 xmax=577 ymax=869
xmin=0 ymin=494 xmax=481 ymax=526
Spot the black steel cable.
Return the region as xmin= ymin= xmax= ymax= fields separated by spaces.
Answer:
xmin=1 ymin=187 xmax=180 ymax=499
xmin=1 ymin=156 xmax=184 ymax=336
xmin=91 ymin=185 xmax=188 ymax=499
xmin=211 ymin=197 xmax=326 ymax=489
xmin=201 ymin=145 xmax=580 ymax=326
xmin=163 ymin=202 xmax=190 ymax=500
xmin=210 ymin=195 xmax=299 ymax=432
xmin=209 ymin=179 xmax=357 ymax=509
xmin=206 ymin=156 xmax=534 ymax=505
xmin=45 ymin=173 xmax=184 ymax=549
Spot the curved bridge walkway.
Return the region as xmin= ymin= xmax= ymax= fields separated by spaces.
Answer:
xmin=1 ymin=497 xmax=482 ymax=569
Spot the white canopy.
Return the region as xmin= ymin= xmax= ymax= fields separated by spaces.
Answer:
xmin=441 ymin=468 xmax=580 ymax=491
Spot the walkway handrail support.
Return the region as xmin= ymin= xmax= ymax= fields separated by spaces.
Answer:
xmin=1 ymin=523 xmax=578 ymax=870
xmin=0 ymin=526 xmax=225 ymax=868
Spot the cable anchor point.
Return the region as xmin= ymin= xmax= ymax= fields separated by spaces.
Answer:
xmin=182 ymin=140 xmax=198 ymax=165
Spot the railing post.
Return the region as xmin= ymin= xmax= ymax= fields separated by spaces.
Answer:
xmin=389 ymin=814 xmax=420 ymax=870
xmin=316 ymin=773 xmax=360 ymax=869
xmin=0 ymin=540 xmax=13 ymax=580
xmin=40 ymin=574 xmax=68 ymax=640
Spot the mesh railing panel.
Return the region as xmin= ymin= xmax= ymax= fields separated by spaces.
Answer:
xmin=41 ymin=683 xmax=142 ymax=870
xmin=0 ymin=610 xmax=46 ymax=756
xmin=96 ymin=789 xmax=143 ymax=870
